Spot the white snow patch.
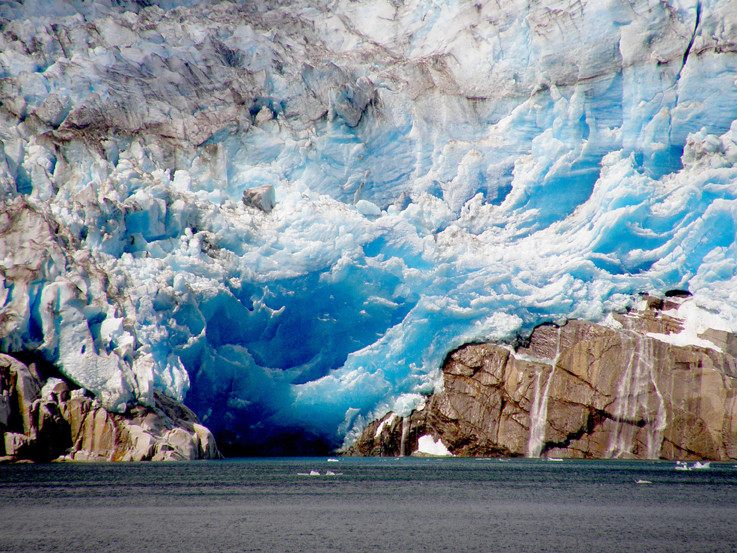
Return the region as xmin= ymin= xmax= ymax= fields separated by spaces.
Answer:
xmin=648 ymin=300 xmax=735 ymax=352
xmin=415 ymin=434 xmax=453 ymax=457
xmin=40 ymin=378 xmax=65 ymax=400
xmin=375 ymin=413 xmax=397 ymax=439
xmin=647 ymin=331 xmax=721 ymax=351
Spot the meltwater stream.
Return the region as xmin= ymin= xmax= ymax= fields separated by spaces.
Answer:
xmin=2 ymin=458 xmax=736 ymax=553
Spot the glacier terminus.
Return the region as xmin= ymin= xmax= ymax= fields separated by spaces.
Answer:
xmin=1 ymin=0 xmax=737 ymax=454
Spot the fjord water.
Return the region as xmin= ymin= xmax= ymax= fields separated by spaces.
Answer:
xmin=2 ymin=458 xmax=736 ymax=553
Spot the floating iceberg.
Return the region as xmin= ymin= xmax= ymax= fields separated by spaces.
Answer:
xmin=1 ymin=0 xmax=736 ymax=453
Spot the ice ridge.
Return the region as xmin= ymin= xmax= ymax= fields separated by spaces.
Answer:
xmin=1 ymin=0 xmax=737 ymax=452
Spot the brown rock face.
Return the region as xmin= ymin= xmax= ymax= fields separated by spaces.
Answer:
xmin=350 ymin=296 xmax=737 ymax=461
xmin=0 ymin=354 xmax=221 ymax=462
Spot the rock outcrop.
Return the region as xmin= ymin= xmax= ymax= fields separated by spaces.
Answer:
xmin=0 ymin=353 xmax=221 ymax=462
xmin=350 ymin=295 xmax=737 ymax=461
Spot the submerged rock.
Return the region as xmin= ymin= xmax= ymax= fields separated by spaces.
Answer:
xmin=0 ymin=354 xmax=221 ymax=462
xmin=349 ymin=295 xmax=737 ymax=461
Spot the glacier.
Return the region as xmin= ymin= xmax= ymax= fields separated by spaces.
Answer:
xmin=1 ymin=0 xmax=737 ymax=453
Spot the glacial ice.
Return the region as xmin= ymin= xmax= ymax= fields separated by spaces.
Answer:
xmin=1 ymin=0 xmax=737 ymax=452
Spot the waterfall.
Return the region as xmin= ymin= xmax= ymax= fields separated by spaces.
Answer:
xmin=607 ymin=334 xmax=664 ymax=458
xmin=606 ymin=336 xmax=637 ymax=458
xmin=399 ymin=416 xmax=409 ymax=457
xmin=527 ymin=328 xmax=561 ymax=457
xmin=643 ymin=337 xmax=667 ymax=459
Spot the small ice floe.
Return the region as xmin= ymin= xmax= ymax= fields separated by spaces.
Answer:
xmin=636 ymin=479 xmax=652 ymax=484
xmin=297 ymin=469 xmax=343 ymax=476
xmin=675 ymin=460 xmax=711 ymax=471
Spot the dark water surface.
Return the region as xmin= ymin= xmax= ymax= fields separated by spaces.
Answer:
xmin=2 ymin=457 xmax=736 ymax=552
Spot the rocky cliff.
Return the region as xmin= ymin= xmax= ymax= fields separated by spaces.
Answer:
xmin=350 ymin=294 xmax=737 ymax=461
xmin=0 ymin=353 xmax=221 ymax=462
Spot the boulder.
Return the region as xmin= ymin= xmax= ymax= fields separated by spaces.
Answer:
xmin=242 ymin=185 xmax=276 ymax=213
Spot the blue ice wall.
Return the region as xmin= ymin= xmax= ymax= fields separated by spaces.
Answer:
xmin=1 ymin=0 xmax=737 ymax=452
